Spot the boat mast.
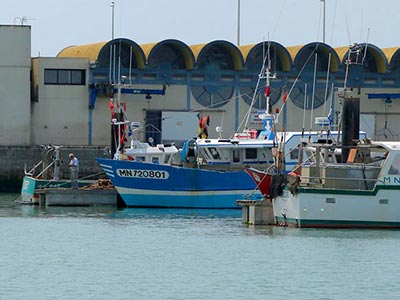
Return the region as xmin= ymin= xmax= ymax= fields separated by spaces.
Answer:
xmin=258 ymin=42 xmax=276 ymax=123
xmin=337 ymin=44 xmax=362 ymax=162
xmin=111 ymin=81 xmax=130 ymax=160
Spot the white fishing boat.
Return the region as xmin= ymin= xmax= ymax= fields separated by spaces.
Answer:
xmin=272 ymin=138 xmax=400 ymax=228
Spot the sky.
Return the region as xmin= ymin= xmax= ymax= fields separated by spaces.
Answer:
xmin=2 ymin=0 xmax=400 ymax=57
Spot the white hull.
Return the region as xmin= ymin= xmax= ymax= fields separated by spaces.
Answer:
xmin=273 ymin=187 xmax=400 ymax=228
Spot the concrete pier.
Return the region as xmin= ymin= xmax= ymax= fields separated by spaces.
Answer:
xmin=37 ymin=188 xmax=117 ymax=206
xmin=237 ymin=199 xmax=275 ymax=225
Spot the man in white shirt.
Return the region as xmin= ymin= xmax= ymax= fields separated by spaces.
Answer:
xmin=68 ymin=153 xmax=79 ymax=189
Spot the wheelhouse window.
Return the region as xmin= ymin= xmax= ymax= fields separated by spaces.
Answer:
xmin=208 ymin=147 xmax=220 ymax=159
xmin=44 ymin=69 xmax=86 ymax=85
xmin=245 ymin=148 xmax=257 ymax=159
xmin=389 ymin=154 xmax=400 ymax=174
xmin=164 ymin=154 xmax=171 ymax=164
xmin=290 ymin=148 xmax=299 ymax=160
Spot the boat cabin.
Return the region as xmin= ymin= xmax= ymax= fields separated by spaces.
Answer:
xmin=123 ymin=141 xmax=180 ymax=165
xmin=297 ymin=141 xmax=392 ymax=191
xmin=182 ymin=137 xmax=276 ymax=171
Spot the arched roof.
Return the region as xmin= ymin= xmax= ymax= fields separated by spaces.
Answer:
xmin=382 ymin=47 xmax=400 ymax=64
xmin=144 ymin=39 xmax=195 ymax=70
xmin=290 ymin=42 xmax=340 ymax=73
xmin=286 ymin=45 xmax=303 ymax=63
xmin=241 ymin=41 xmax=292 ymax=72
xmin=335 ymin=43 xmax=387 ymax=73
xmin=101 ymin=38 xmax=145 ymax=69
xmin=56 ymin=39 xmax=400 ymax=75
xmin=190 ymin=43 xmax=206 ymax=60
xmin=335 ymin=46 xmax=351 ymax=63
xmin=192 ymin=40 xmax=244 ymax=71
xmin=140 ymin=43 xmax=157 ymax=60
xmin=239 ymin=44 xmax=255 ymax=61
xmin=58 ymin=38 xmax=146 ymax=69
xmin=382 ymin=47 xmax=400 ymax=72
xmin=57 ymin=41 xmax=108 ymax=60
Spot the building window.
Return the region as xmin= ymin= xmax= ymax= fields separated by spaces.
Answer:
xmin=44 ymin=69 xmax=86 ymax=85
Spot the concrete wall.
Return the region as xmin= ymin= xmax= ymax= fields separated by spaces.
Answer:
xmin=0 ymin=145 xmax=110 ymax=192
xmin=31 ymin=57 xmax=93 ymax=145
xmin=0 ymin=25 xmax=31 ymax=146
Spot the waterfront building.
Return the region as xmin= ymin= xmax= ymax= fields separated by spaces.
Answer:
xmin=2 ymin=24 xmax=400 ymax=147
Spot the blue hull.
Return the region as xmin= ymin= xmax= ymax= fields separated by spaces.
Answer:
xmin=97 ymin=158 xmax=262 ymax=208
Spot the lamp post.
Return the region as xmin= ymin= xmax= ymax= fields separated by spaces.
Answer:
xmin=110 ymin=1 xmax=115 ymax=39
xmin=321 ymin=0 xmax=326 ymax=43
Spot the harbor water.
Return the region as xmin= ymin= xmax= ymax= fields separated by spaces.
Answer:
xmin=1 ymin=193 xmax=400 ymax=300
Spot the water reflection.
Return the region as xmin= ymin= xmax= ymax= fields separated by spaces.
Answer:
xmin=244 ymin=223 xmax=400 ymax=240
xmin=1 ymin=193 xmax=242 ymax=220
xmin=3 ymin=193 xmax=400 ymax=241
xmin=117 ymin=207 xmax=241 ymax=220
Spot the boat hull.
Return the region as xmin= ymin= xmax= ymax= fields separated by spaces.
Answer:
xmin=97 ymin=158 xmax=262 ymax=208
xmin=273 ymin=187 xmax=400 ymax=228
xmin=244 ymin=167 xmax=272 ymax=197
xmin=20 ymin=176 xmax=93 ymax=204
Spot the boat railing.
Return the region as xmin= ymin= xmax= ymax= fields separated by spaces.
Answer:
xmin=257 ymin=143 xmax=305 ymax=174
xmin=36 ymin=160 xmax=56 ymax=179
xmin=299 ymin=175 xmax=384 ymax=191
xmin=24 ymin=159 xmax=45 ymax=177
xmin=25 ymin=159 xmax=56 ymax=179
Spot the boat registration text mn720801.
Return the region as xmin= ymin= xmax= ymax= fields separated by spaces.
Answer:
xmin=116 ymin=169 xmax=169 ymax=179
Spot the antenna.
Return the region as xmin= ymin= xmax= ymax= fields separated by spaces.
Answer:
xmin=13 ymin=16 xmax=35 ymax=25
xmin=345 ymin=13 xmax=352 ymax=46
xmin=361 ymin=28 xmax=370 ymax=65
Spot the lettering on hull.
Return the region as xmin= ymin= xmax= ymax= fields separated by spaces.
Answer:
xmin=117 ymin=169 xmax=169 ymax=179
xmin=383 ymin=176 xmax=400 ymax=184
